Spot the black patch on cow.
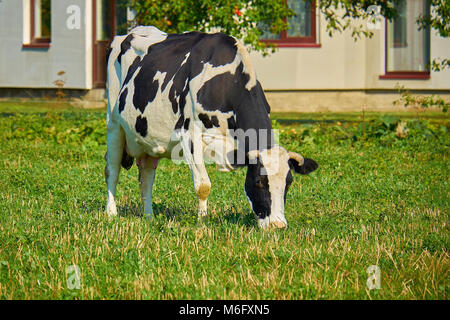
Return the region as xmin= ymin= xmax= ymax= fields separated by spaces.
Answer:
xmin=198 ymin=113 xmax=213 ymax=129
xmin=227 ymin=116 xmax=237 ymax=130
xmin=206 ymin=35 xmax=237 ymax=67
xmin=210 ymin=116 xmax=220 ymax=127
xmin=118 ymin=88 xmax=128 ymax=113
xmin=289 ymin=157 xmax=318 ymax=175
xmin=135 ymin=115 xmax=148 ymax=137
xmin=196 ymin=62 xmax=273 ymax=154
xmin=190 ymin=140 xmax=194 ymax=154
xmin=118 ymin=34 xmax=134 ymax=64
xmin=133 ymin=78 xmax=159 ymax=113
xmin=284 ymin=170 xmax=293 ymax=202
xmin=174 ymin=114 xmax=184 ymax=130
xmin=123 ymin=56 xmax=141 ymax=86
xmin=106 ymin=46 xmax=113 ymax=64
xmin=121 ymin=149 xmax=134 ymax=170
xmin=245 ymin=158 xmax=271 ymax=219
xmin=184 ymin=118 xmax=190 ymax=130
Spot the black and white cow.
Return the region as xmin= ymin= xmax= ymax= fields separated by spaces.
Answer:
xmin=105 ymin=26 xmax=318 ymax=229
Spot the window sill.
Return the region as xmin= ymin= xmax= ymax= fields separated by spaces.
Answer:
xmin=276 ymin=43 xmax=321 ymax=48
xmin=379 ymin=72 xmax=430 ymax=80
xmin=22 ymin=42 xmax=51 ymax=49
xmin=262 ymin=38 xmax=320 ymax=48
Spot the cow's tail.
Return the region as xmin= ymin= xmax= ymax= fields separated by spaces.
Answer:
xmin=104 ymin=147 xmax=134 ymax=170
xmin=106 ymin=36 xmax=126 ymax=120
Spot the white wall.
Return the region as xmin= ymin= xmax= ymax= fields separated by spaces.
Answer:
xmin=251 ymin=15 xmax=450 ymax=91
xmin=0 ymin=0 xmax=92 ymax=89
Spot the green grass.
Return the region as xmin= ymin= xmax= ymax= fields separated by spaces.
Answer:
xmin=0 ymin=102 xmax=448 ymax=299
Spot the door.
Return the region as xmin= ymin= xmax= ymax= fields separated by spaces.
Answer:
xmin=92 ymin=0 xmax=128 ymax=88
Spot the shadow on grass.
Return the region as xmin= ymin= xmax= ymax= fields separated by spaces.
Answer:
xmin=116 ymin=200 xmax=256 ymax=228
xmin=117 ymin=201 xmax=195 ymax=220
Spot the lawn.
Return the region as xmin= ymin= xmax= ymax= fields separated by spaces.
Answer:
xmin=0 ymin=101 xmax=448 ymax=299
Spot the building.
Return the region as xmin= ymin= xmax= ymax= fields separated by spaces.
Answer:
xmin=0 ymin=0 xmax=449 ymax=111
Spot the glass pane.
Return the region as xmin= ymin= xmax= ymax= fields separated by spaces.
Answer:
xmin=35 ymin=0 xmax=51 ymax=39
xmin=287 ymin=0 xmax=311 ymax=38
xmin=40 ymin=0 xmax=51 ymax=38
xmin=97 ymin=0 xmax=112 ymax=40
xmin=387 ymin=0 xmax=430 ymax=72
xmin=393 ymin=1 xmax=407 ymax=47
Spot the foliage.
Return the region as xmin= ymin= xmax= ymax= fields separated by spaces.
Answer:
xmin=316 ymin=0 xmax=400 ymax=39
xmin=429 ymin=58 xmax=450 ymax=72
xmin=127 ymin=0 xmax=294 ymax=53
xmin=278 ymin=114 xmax=449 ymax=150
xmin=416 ymin=0 xmax=450 ymax=38
xmin=53 ymin=71 xmax=67 ymax=100
xmin=3 ymin=112 xmax=106 ymax=149
xmin=394 ymin=85 xmax=449 ymax=113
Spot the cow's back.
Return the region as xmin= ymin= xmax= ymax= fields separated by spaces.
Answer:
xmin=107 ymin=28 xmax=266 ymax=162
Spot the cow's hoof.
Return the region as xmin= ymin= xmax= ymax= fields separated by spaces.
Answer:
xmin=106 ymin=208 xmax=118 ymax=217
xmin=143 ymin=213 xmax=152 ymax=220
xmin=198 ymin=210 xmax=208 ymax=219
xmin=268 ymin=221 xmax=287 ymax=229
xmin=257 ymin=217 xmax=287 ymax=229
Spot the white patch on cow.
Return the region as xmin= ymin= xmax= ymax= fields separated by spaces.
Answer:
xmin=202 ymin=126 xmax=236 ymax=171
xmin=234 ymin=38 xmax=257 ymax=90
xmin=182 ymin=78 xmax=189 ymax=92
xmin=153 ymin=70 xmax=167 ymax=86
xmin=130 ymin=32 xmax=167 ymax=53
xmin=257 ymin=216 xmax=270 ymax=229
xmin=130 ymin=25 xmax=167 ymax=37
xmin=259 ymin=146 xmax=290 ymax=227
xmin=119 ymin=67 xmax=179 ymax=158
xmin=180 ymin=52 xmax=190 ymax=67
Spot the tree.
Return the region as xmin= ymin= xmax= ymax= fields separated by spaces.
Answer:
xmin=127 ymin=0 xmax=294 ymax=53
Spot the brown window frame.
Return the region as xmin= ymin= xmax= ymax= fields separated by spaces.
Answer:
xmin=23 ymin=0 xmax=51 ymax=49
xmin=261 ymin=0 xmax=319 ymax=48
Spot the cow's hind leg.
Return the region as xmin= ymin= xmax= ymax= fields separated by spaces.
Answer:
xmin=105 ymin=125 xmax=125 ymax=217
xmin=137 ymin=157 xmax=156 ymax=219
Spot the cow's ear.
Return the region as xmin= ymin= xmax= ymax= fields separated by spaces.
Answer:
xmin=288 ymin=152 xmax=318 ymax=175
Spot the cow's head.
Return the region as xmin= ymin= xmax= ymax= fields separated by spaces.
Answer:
xmin=244 ymin=146 xmax=318 ymax=229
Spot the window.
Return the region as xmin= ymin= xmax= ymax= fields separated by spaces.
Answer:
xmin=261 ymin=0 xmax=318 ymax=47
xmin=24 ymin=0 xmax=51 ymax=48
xmin=381 ymin=0 xmax=430 ymax=79
xmin=95 ymin=0 xmax=129 ymax=41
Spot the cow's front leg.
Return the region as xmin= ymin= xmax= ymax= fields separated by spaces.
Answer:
xmin=179 ymin=131 xmax=211 ymax=218
xmin=105 ymin=125 xmax=125 ymax=217
xmin=137 ymin=156 xmax=157 ymax=219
